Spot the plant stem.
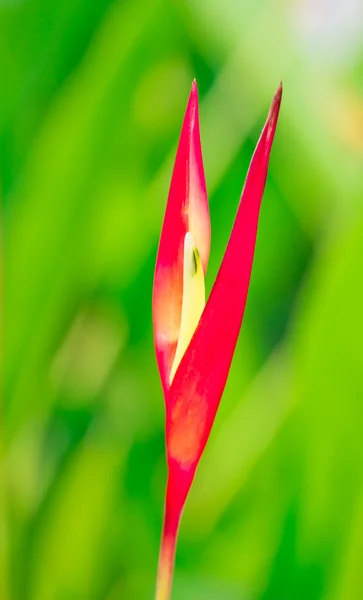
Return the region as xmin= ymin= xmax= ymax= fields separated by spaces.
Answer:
xmin=155 ymin=488 xmax=181 ymax=600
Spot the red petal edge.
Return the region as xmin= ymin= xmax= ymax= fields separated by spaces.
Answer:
xmin=152 ymin=81 xmax=210 ymax=397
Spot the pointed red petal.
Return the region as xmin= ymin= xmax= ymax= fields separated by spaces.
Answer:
xmin=153 ymin=81 xmax=210 ymax=396
xmin=165 ymin=83 xmax=283 ymax=508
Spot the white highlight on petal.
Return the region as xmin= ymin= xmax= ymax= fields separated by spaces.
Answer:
xmin=169 ymin=231 xmax=205 ymax=385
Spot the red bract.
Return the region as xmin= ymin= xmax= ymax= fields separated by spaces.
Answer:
xmin=153 ymin=80 xmax=282 ymax=600
xmin=153 ymin=80 xmax=210 ymax=397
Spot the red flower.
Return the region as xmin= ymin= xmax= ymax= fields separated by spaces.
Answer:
xmin=153 ymin=80 xmax=282 ymax=599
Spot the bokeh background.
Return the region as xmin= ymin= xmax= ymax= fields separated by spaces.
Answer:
xmin=2 ymin=0 xmax=363 ymax=598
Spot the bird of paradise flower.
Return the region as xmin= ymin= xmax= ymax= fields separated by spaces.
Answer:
xmin=153 ymin=80 xmax=282 ymax=600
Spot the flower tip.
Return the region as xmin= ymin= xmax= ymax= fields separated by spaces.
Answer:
xmin=185 ymin=79 xmax=199 ymax=127
xmin=275 ymin=80 xmax=283 ymax=107
xmin=272 ymin=81 xmax=283 ymax=113
xmin=264 ymin=82 xmax=282 ymax=144
xmin=188 ymin=79 xmax=199 ymax=110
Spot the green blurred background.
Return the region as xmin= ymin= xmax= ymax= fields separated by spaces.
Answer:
xmin=2 ymin=0 xmax=363 ymax=598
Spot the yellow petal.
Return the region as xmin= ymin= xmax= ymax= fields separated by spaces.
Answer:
xmin=169 ymin=232 xmax=205 ymax=385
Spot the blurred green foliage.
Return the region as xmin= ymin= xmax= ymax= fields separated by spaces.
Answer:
xmin=2 ymin=0 xmax=363 ymax=598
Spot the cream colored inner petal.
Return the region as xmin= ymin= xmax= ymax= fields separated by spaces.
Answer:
xmin=169 ymin=231 xmax=205 ymax=385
